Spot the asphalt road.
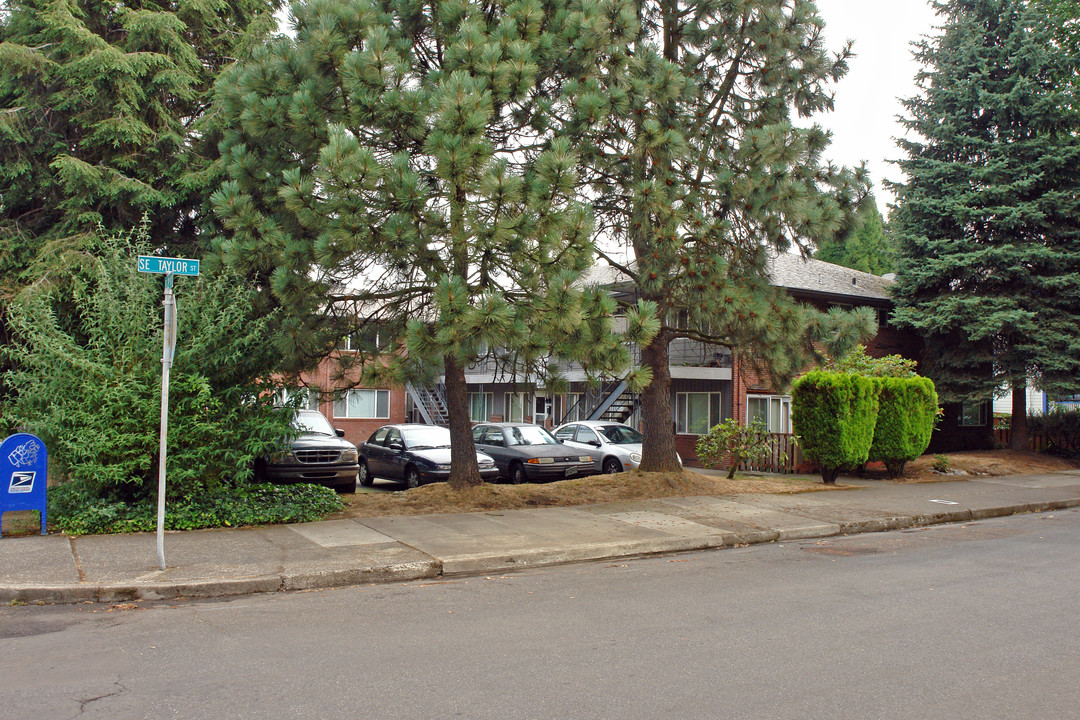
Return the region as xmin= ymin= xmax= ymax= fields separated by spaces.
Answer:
xmin=2 ymin=509 xmax=1078 ymax=720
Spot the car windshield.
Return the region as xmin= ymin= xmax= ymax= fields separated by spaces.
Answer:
xmin=507 ymin=425 xmax=560 ymax=446
xmin=293 ymin=411 xmax=335 ymax=436
xmin=597 ymin=424 xmax=643 ymax=444
xmin=402 ymin=426 xmax=451 ymax=449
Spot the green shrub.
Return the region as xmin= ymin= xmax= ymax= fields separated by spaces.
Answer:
xmin=868 ymin=376 xmax=939 ymax=477
xmin=1029 ymin=407 xmax=1080 ymax=457
xmin=48 ymin=481 xmax=343 ymax=535
xmin=2 ymin=229 xmax=297 ymax=504
xmin=696 ymin=419 xmax=777 ymax=479
xmin=933 ymin=454 xmax=950 ymax=473
xmin=791 ymin=371 xmax=879 ymax=484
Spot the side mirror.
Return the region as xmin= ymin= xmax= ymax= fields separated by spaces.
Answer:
xmin=588 ymin=439 xmax=601 ymax=447
xmin=335 ymin=428 xmax=346 ymax=438
xmin=389 ymin=441 xmax=404 ymax=451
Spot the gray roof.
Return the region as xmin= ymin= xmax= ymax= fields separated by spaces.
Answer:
xmin=766 ymin=253 xmax=893 ymax=302
xmin=581 ymin=253 xmax=894 ymax=303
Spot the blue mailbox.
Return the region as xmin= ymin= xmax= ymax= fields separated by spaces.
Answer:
xmin=0 ymin=433 xmax=48 ymax=536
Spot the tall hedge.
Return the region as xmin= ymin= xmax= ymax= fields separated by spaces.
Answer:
xmin=791 ymin=371 xmax=879 ymax=484
xmin=868 ymin=376 xmax=939 ymax=477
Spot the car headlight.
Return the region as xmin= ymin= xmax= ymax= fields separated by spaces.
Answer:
xmin=269 ymin=450 xmax=289 ymax=463
xmin=437 ymin=463 xmax=451 ymax=470
xmin=479 ymin=461 xmax=495 ymax=469
xmin=527 ymin=457 xmax=555 ymax=464
xmin=630 ymin=453 xmax=641 ymax=463
xmin=578 ymin=456 xmax=593 ymax=463
xmin=341 ymin=448 xmax=358 ymax=462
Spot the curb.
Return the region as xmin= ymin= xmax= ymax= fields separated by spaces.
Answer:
xmin=3 ymin=500 xmax=1078 ymax=605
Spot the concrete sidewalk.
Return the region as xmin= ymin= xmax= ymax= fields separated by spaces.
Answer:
xmin=3 ymin=470 xmax=1079 ymax=605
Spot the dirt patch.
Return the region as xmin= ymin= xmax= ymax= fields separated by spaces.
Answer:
xmin=857 ymin=449 xmax=1080 ymax=483
xmin=333 ymin=469 xmax=837 ymax=520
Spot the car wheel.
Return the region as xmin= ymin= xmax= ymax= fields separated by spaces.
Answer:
xmin=404 ymin=466 xmax=420 ymax=489
xmin=602 ymin=457 xmax=622 ymax=474
xmin=358 ymin=461 xmax=373 ymax=487
xmin=509 ymin=463 xmax=527 ymax=485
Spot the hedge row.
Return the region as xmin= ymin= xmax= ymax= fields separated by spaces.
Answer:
xmin=792 ymin=371 xmax=938 ymax=483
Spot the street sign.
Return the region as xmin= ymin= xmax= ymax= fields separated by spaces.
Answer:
xmin=137 ymin=255 xmax=200 ymax=276
xmin=0 ymin=433 xmax=48 ymax=537
xmin=136 ymin=255 xmax=198 ymax=569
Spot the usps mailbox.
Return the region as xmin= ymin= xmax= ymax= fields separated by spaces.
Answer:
xmin=0 ymin=433 xmax=48 ymax=536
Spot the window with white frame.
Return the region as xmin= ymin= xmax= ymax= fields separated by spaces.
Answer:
xmin=275 ymin=388 xmax=320 ymax=412
xmin=676 ymin=392 xmax=723 ymax=435
xmin=960 ymin=401 xmax=988 ymax=427
xmin=333 ymin=389 xmax=390 ymax=419
xmin=469 ymin=392 xmax=493 ymax=423
xmin=337 ymin=325 xmax=390 ymax=352
xmin=557 ymin=393 xmax=584 ymax=423
xmin=746 ymin=395 xmax=791 ymax=433
xmin=504 ymin=392 xmax=530 ymax=423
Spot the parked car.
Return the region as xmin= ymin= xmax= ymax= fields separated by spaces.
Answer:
xmin=260 ymin=410 xmax=360 ymax=492
xmin=359 ymin=424 xmax=500 ymax=489
xmin=553 ymin=421 xmax=681 ymax=473
xmin=471 ymin=422 xmax=599 ymax=484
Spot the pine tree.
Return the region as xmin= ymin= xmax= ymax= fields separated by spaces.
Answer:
xmin=576 ymin=0 xmax=869 ymax=471
xmin=815 ymin=196 xmax=895 ymax=275
xmin=890 ymin=0 xmax=1080 ymax=449
xmin=211 ymin=0 xmax=654 ymax=488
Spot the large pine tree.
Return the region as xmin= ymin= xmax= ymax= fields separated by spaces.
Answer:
xmin=211 ymin=0 xmax=654 ymax=487
xmin=890 ymin=0 xmax=1080 ymax=448
xmin=571 ymin=0 xmax=870 ymax=470
xmin=815 ymin=196 xmax=895 ymax=276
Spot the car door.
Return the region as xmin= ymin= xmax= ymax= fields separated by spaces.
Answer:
xmin=573 ymin=426 xmax=603 ymax=451
xmin=554 ymin=424 xmax=578 ymax=446
xmin=382 ymin=427 xmax=407 ymax=480
xmin=362 ymin=427 xmax=391 ymax=476
xmin=475 ymin=426 xmax=511 ymax=474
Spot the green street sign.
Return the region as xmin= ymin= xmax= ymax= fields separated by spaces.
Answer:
xmin=137 ymin=256 xmax=200 ymax=276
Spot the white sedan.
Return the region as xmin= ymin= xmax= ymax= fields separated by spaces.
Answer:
xmin=554 ymin=421 xmax=679 ymax=474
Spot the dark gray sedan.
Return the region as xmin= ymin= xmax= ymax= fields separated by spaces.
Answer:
xmin=471 ymin=422 xmax=599 ymax=484
xmin=359 ymin=424 xmax=500 ymax=489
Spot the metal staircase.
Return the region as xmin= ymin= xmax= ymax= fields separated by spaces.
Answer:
xmin=559 ymin=380 xmax=640 ymax=425
xmin=406 ymin=383 xmax=449 ymax=426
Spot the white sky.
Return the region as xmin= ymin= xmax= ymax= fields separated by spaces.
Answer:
xmin=810 ymin=0 xmax=943 ymax=215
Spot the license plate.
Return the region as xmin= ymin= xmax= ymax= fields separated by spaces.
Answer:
xmin=565 ymin=468 xmax=577 ymax=477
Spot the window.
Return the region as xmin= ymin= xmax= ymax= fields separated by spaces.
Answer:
xmin=554 ymin=425 xmax=577 ymax=442
xmin=333 ymin=389 xmax=390 ymax=419
xmin=960 ymin=401 xmax=988 ymax=427
xmin=557 ymin=393 xmax=584 ymax=422
xmin=338 ymin=325 xmax=390 ymax=352
xmin=505 ymin=392 xmax=530 ymax=423
xmin=275 ymin=388 xmax=320 ymax=412
xmin=469 ymin=392 xmax=493 ymax=423
xmin=746 ymin=395 xmax=791 ymax=433
xmin=676 ymin=392 xmax=723 ymax=435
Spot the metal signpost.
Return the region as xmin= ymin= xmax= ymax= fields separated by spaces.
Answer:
xmin=138 ymin=256 xmax=199 ymax=570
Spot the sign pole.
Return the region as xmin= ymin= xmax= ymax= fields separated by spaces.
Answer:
xmin=156 ymin=273 xmax=177 ymax=571
xmin=137 ymin=255 xmax=197 ymax=570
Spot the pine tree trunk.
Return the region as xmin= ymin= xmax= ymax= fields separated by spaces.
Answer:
xmin=444 ymin=354 xmax=482 ymax=489
xmin=638 ymin=328 xmax=682 ymax=472
xmin=1009 ymin=383 xmax=1030 ymax=452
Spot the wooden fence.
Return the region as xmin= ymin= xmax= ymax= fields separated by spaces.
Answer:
xmin=994 ymin=428 xmax=1080 ymax=454
xmin=737 ymin=433 xmax=803 ymax=474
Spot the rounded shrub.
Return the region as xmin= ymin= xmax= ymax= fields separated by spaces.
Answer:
xmin=791 ymin=371 xmax=879 ymax=484
xmin=868 ymin=376 xmax=939 ymax=477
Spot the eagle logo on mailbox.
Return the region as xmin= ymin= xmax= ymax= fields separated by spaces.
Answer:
xmin=8 ymin=471 xmax=34 ymax=493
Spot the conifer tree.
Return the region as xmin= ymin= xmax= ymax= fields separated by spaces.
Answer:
xmin=815 ymin=196 xmax=895 ymax=275
xmin=0 ymin=0 xmax=281 ymax=403
xmin=571 ymin=0 xmax=869 ymax=470
xmin=211 ymin=0 xmax=654 ymax=487
xmin=890 ymin=0 xmax=1080 ymax=449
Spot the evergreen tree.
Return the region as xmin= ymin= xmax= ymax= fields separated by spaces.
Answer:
xmin=576 ymin=0 xmax=870 ymax=471
xmin=890 ymin=0 xmax=1080 ymax=449
xmin=815 ymin=196 xmax=895 ymax=275
xmin=0 ymin=0 xmax=281 ymax=403
xmin=211 ymin=0 xmax=655 ymax=488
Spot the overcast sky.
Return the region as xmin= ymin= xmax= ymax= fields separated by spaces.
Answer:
xmin=810 ymin=0 xmax=943 ymax=215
